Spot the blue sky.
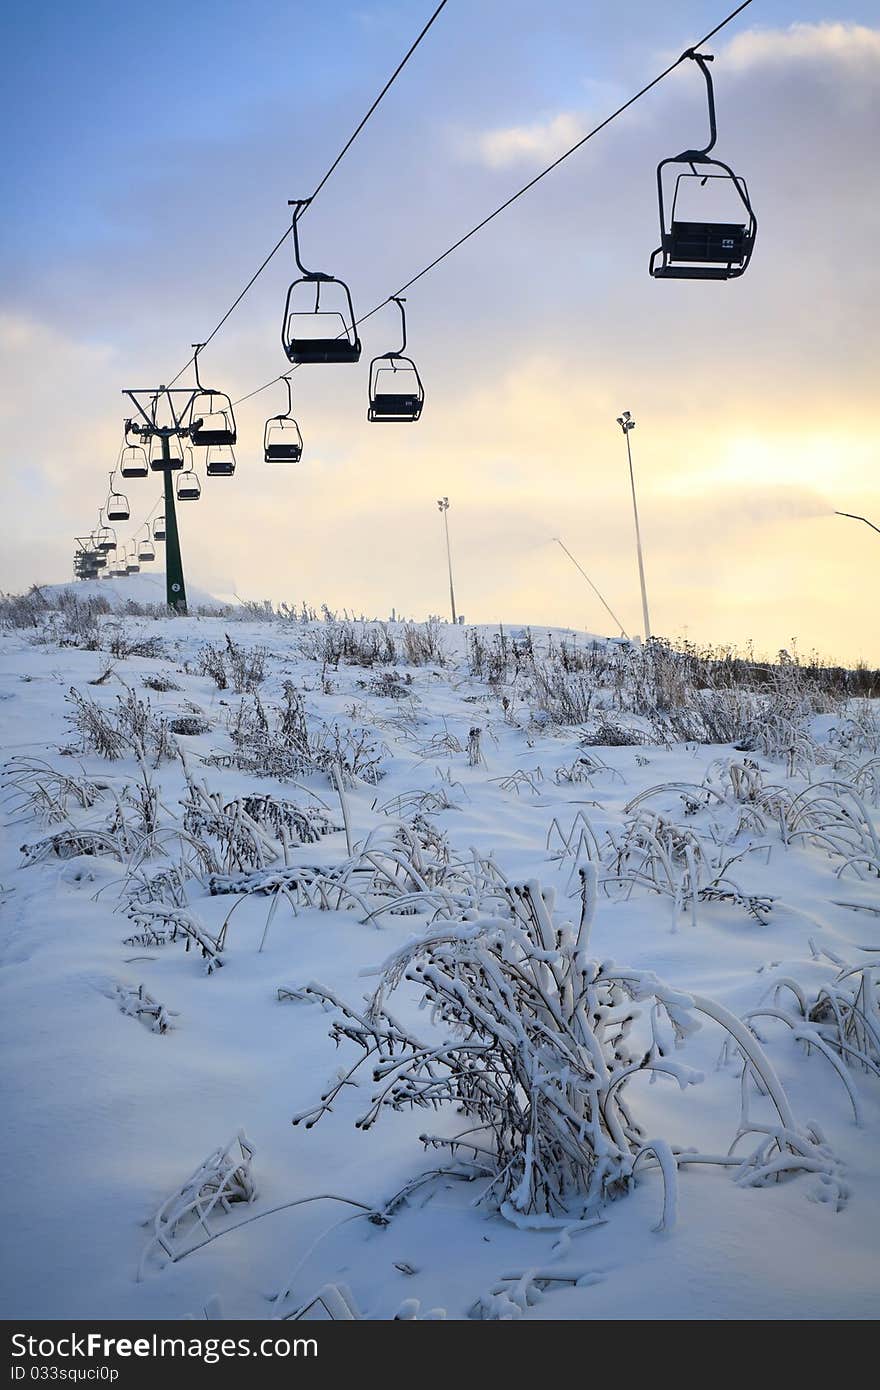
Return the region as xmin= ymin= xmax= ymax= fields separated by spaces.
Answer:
xmin=2 ymin=3 xmax=878 ymax=660
xmin=3 ymin=0 xmax=872 ymax=331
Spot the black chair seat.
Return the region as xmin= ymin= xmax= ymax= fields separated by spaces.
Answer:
xmin=653 ymin=264 xmax=737 ymax=280
xmin=149 ymin=458 xmax=183 ymax=471
xmin=369 ymin=393 xmax=422 ymax=421
xmin=666 ymin=220 xmax=747 ymax=264
xmin=286 ymin=338 xmax=361 ymax=365
xmin=265 ymin=444 xmax=302 ymax=462
xmin=107 ymin=510 xmax=129 ymax=521
xmin=177 ymin=489 xmax=200 ymax=500
xmin=206 ymin=463 xmax=235 ymax=476
xmin=192 ymin=428 xmax=237 ymax=446
xmin=121 ymin=466 xmax=149 ymax=478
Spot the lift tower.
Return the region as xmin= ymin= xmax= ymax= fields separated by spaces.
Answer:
xmin=121 ymin=385 xmax=195 ymax=612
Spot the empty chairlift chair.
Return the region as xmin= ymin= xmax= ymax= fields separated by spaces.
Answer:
xmin=96 ymin=523 xmax=116 ymax=552
xmin=106 ymin=473 xmax=130 ymax=522
xmin=125 ymin=546 xmax=140 ymax=575
xmin=152 ymin=514 xmax=166 ymax=542
xmin=650 ymin=51 xmax=756 ymax=281
xmin=176 ymin=457 xmax=201 ymax=501
xmin=188 ymin=343 xmax=237 ymax=446
xmin=205 ymin=444 xmax=236 ymax=477
xmin=263 ymin=378 xmax=303 ymax=463
xmin=368 ymin=296 xmax=424 ymax=423
xmin=138 ymin=530 xmax=156 ymax=563
xmin=119 ymin=444 xmax=149 ymax=478
xmin=281 ymin=201 xmax=361 ymax=365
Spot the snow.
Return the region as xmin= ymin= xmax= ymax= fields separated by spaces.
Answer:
xmin=29 ymin=574 xmax=230 ymax=613
xmin=0 ymin=606 xmax=877 ymax=1321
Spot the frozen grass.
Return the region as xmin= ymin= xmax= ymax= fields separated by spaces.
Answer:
xmin=1 ymin=598 xmax=878 ymax=1319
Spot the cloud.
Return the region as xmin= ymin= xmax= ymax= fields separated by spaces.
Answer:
xmin=722 ymin=21 xmax=880 ymax=72
xmin=463 ymin=22 xmax=880 ymax=173
xmin=2 ymin=15 xmax=879 ymax=664
xmin=466 ymin=112 xmax=587 ymax=169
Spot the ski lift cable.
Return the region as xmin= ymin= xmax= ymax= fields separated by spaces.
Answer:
xmin=164 ymin=0 xmax=451 ymax=390
xmin=232 ymin=0 xmax=755 ymax=409
xmin=553 ymin=538 xmax=629 ymax=639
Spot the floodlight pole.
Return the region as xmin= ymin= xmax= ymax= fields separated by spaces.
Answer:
xmin=437 ymin=497 xmax=458 ymax=624
xmin=161 ymin=435 xmax=187 ymax=613
xmin=617 ymin=412 xmax=652 ymax=642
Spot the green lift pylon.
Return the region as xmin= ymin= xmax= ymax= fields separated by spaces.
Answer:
xmin=160 ymin=433 xmax=187 ymax=613
xmin=122 ymin=387 xmax=194 ymax=615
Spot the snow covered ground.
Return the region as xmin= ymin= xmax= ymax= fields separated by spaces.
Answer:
xmin=33 ymin=574 xmax=230 ymax=613
xmin=0 ymin=601 xmax=877 ymax=1321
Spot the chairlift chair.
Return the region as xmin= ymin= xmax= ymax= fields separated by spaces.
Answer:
xmin=119 ymin=444 xmax=149 ymax=478
xmin=78 ymin=545 xmax=99 ymax=576
xmin=96 ymin=525 xmax=116 ymax=552
xmin=176 ymin=466 xmax=201 ymax=502
xmin=76 ymin=546 xmax=98 ymax=578
xmin=126 ymin=546 xmax=141 ymax=575
xmin=152 ymin=515 xmax=166 ymax=541
xmin=205 ymin=444 xmax=236 ymax=477
xmin=263 ymin=378 xmax=303 ymax=463
xmin=368 ymin=297 xmax=424 ymax=422
xmin=88 ymin=534 xmax=107 ymax=570
xmin=106 ymin=473 xmax=130 ymax=522
xmin=138 ymin=531 xmax=156 ymax=563
xmin=149 ymin=433 xmax=184 ymax=471
xmin=650 ymin=51 xmax=756 ymax=281
xmin=188 ymin=343 xmax=237 ymax=446
xmin=281 ymin=201 xmax=361 ymax=364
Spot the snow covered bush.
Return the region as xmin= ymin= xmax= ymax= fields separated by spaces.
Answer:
xmin=301 ymin=618 xmax=398 ymax=668
xmin=295 ymin=878 xmax=846 ymax=1222
xmin=140 ymin=1131 xmax=255 ymax=1274
xmin=198 ymin=635 xmax=268 ymax=692
xmin=65 ymin=686 xmax=175 ymax=765
xmin=106 ymin=624 xmax=165 ymax=660
xmin=210 ymin=684 xmax=386 ymax=786
xmin=747 ymin=962 xmax=880 ymax=1101
xmin=401 ymin=618 xmax=446 ymax=666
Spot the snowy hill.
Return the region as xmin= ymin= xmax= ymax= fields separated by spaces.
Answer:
xmin=0 ymin=606 xmax=877 ymax=1320
xmin=33 ymin=573 xmax=229 ymax=612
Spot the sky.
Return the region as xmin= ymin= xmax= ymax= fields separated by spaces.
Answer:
xmin=1 ymin=1 xmax=878 ymax=664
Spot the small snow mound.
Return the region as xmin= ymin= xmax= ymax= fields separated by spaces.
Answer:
xmin=32 ymin=574 xmax=228 ymax=613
